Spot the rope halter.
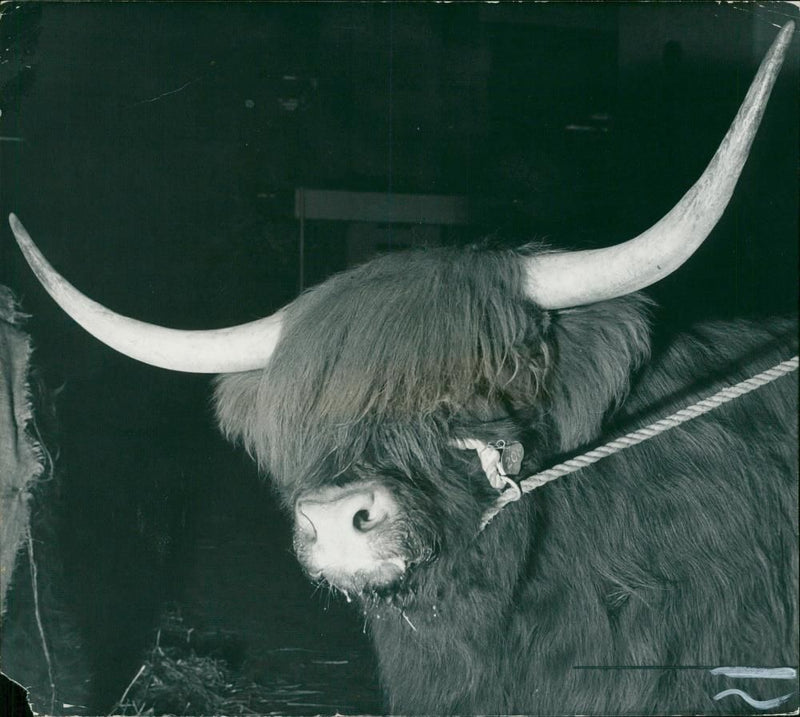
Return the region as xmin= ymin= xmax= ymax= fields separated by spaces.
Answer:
xmin=455 ymin=356 xmax=799 ymax=532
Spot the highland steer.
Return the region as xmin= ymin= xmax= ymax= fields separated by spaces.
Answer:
xmin=9 ymin=22 xmax=798 ymax=715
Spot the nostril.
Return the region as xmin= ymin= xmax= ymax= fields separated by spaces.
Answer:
xmin=297 ymin=485 xmax=396 ymax=540
xmin=353 ymin=509 xmax=371 ymax=531
xmin=353 ymin=508 xmax=383 ymax=532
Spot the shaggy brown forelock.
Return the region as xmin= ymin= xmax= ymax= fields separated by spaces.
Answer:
xmin=272 ymin=411 xmax=472 ymax=506
xmin=213 ymin=245 xmax=552 ymax=489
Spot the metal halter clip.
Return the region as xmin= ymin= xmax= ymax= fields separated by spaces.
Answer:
xmin=489 ymin=440 xmax=524 ymax=477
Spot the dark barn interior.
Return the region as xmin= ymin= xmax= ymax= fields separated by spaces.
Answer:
xmin=0 ymin=3 xmax=797 ymax=714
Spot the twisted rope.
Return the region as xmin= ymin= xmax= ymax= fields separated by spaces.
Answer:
xmin=480 ymin=355 xmax=798 ymax=530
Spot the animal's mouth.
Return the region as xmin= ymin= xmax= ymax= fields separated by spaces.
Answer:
xmin=309 ymin=556 xmax=408 ymax=597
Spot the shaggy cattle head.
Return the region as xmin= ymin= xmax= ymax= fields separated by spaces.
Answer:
xmin=8 ymin=23 xmax=793 ymax=600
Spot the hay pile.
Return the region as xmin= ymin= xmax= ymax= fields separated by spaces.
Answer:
xmin=111 ymin=612 xmax=332 ymax=716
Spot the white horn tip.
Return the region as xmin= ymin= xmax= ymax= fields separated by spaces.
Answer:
xmin=8 ymin=213 xmax=31 ymax=245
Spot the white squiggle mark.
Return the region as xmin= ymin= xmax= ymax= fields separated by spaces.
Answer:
xmin=713 ymin=688 xmax=794 ymax=711
xmin=133 ymin=78 xmax=199 ymax=106
xmin=710 ymin=666 xmax=798 ymax=679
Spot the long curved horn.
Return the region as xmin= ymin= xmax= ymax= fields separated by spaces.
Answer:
xmin=9 ymin=213 xmax=283 ymax=373
xmin=524 ymin=20 xmax=794 ymax=310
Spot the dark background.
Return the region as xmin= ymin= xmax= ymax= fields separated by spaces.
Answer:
xmin=0 ymin=3 xmax=797 ymax=714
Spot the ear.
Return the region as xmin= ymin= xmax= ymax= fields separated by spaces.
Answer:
xmin=545 ymin=294 xmax=653 ymax=451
